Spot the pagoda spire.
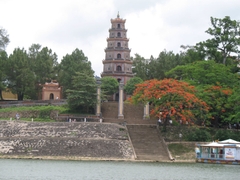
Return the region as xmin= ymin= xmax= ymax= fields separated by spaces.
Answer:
xmin=117 ymin=11 xmax=120 ymax=18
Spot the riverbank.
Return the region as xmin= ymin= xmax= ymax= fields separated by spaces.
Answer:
xmin=0 ymin=120 xmax=197 ymax=162
xmin=167 ymin=142 xmax=196 ymax=162
xmin=0 ymin=121 xmax=135 ymax=160
xmin=0 ymin=155 xmax=195 ymax=163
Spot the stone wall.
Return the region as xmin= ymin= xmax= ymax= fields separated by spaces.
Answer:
xmin=0 ymin=99 xmax=67 ymax=108
xmin=0 ymin=121 xmax=134 ymax=160
xmin=0 ymin=111 xmax=59 ymax=120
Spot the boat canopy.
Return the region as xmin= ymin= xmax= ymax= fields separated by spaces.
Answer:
xmin=199 ymin=139 xmax=240 ymax=148
xmin=219 ymin=139 xmax=240 ymax=144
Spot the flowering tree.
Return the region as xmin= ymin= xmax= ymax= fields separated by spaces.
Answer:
xmin=199 ymin=85 xmax=233 ymax=127
xmin=129 ymin=79 xmax=209 ymax=126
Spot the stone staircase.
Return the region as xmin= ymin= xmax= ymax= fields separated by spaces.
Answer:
xmin=124 ymin=103 xmax=144 ymax=120
xmin=102 ymin=102 xmax=157 ymax=125
xmin=127 ymin=125 xmax=169 ymax=161
xmin=102 ymin=102 xmax=170 ymax=161
xmin=101 ymin=101 xmax=118 ymax=119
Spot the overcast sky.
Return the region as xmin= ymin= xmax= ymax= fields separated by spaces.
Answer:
xmin=1 ymin=0 xmax=240 ymax=76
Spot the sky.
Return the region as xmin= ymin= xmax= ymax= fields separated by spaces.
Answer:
xmin=1 ymin=0 xmax=240 ymax=76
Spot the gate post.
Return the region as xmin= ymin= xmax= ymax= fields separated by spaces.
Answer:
xmin=96 ymin=78 xmax=101 ymax=117
xmin=118 ymin=82 xmax=124 ymax=119
xmin=143 ymin=102 xmax=150 ymax=119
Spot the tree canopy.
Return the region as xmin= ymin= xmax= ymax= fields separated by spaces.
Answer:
xmin=129 ymin=79 xmax=209 ymax=126
xmin=132 ymin=50 xmax=185 ymax=81
xmin=0 ymin=28 xmax=10 ymax=51
xmin=66 ymin=72 xmax=97 ymax=113
xmin=29 ymin=44 xmax=58 ymax=84
xmin=197 ymin=85 xmax=233 ymax=127
xmin=28 ymin=44 xmax=59 ymax=99
xmin=196 ymin=16 xmax=240 ymax=65
xmin=166 ymin=60 xmax=240 ymax=127
xmin=124 ymin=77 xmax=143 ymax=95
xmin=58 ymin=48 xmax=93 ymax=98
xmin=6 ymin=48 xmax=35 ymax=100
xmin=148 ymin=50 xmax=181 ymax=80
xmin=100 ymin=76 xmax=118 ymax=97
xmin=166 ymin=60 xmax=239 ymax=88
xmin=132 ymin=54 xmax=149 ymax=81
xmin=0 ymin=51 xmax=8 ymax=100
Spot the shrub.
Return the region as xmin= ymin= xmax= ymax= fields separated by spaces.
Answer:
xmin=214 ymin=129 xmax=229 ymax=141
xmin=39 ymin=109 xmax=52 ymax=118
xmin=214 ymin=129 xmax=240 ymax=141
xmin=186 ymin=128 xmax=211 ymax=141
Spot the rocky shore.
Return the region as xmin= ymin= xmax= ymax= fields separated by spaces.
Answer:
xmin=0 ymin=121 xmax=134 ymax=160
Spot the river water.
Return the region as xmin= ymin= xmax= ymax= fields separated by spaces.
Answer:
xmin=0 ymin=159 xmax=239 ymax=180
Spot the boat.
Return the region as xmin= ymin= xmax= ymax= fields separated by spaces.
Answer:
xmin=195 ymin=139 xmax=240 ymax=165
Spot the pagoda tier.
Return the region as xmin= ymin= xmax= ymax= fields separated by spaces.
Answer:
xmin=101 ymin=13 xmax=133 ymax=84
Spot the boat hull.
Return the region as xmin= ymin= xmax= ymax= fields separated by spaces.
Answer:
xmin=196 ymin=158 xmax=240 ymax=165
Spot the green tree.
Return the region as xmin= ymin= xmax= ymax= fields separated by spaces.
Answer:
xmin=0 ymin=28 xmax=10 ymax=51
xmin=166 ymin=60 xmax=239 ymax=127
xmin=28 ymin=44 xmax=41 ymax=59
xmin=132 ymin=51 xmax=183 ymax=80
xmin=28 ymin=44 xmax=59 ymax=99
xmin=196 ymin=16 xmax=240 ymax=65
xmin=227 ymin=90 xmax=240 ymax=125
xmin=66 ymin=72 xmax=97 ymax=113
xmin=100 ymin=77 xmax=118 ymax=98
xmin=179 ymin=45 xmax=205 ymax=64
xmin=6 ymin=48 xmax=35 ymax=100
xmin=0 ymin=28 xmax=10 ymax=99
xmin=132 ymin=54 xmax=149 ymax=80
xmin=29 ymin=44 xmax=58 ymax=83
xmin=124 ymin=77 xmax=143 ymax=95
xmin=198 ymin=85 xmax=233 ymax=127
xmin=148 ymin=50 xmax=180 ymax=80
xmin=58 ymin=48 xmax=93 ymax=98
xmin=129 ymin=79 xmax=209 ymax=130
xmin=166 ymin=60 xmax=239 ymax=88
xmin=0 ymin=50 xmax=8 ymax=100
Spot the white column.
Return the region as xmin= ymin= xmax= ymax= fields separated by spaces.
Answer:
xmin=118 ymin=82 xmax=124 ymax=119
xmin=143 ymin=102 xmax=150 ymax=119
xmin=96 ymin=79 xmax=101 ymax=117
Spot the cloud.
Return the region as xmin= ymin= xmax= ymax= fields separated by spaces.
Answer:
xmin=1 ymin=0 xmax=240 ymax=77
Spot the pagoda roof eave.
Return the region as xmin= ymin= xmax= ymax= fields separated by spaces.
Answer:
xmin=111 ymin=19 xmax=126 ymax=23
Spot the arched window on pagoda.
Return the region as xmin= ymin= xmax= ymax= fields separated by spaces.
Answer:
xmin=117 ymin=32 xmax=121 ymax=37
xmin=117 ymin=53 xmax=121 ymax=59
xmin=117 ymin=42 xmax=121 ymax=47
xmin=116 ymin=65 xmax=122 ymax=72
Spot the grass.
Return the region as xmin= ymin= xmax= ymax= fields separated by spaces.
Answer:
xmin=168 ymin=143 xmax=196 ymax=161
xmin=0 ymin=105 xmax=95 ymax=116
xmin=21 ymin=118 xmax=55 ymax=122
xmin=0 ymin=105 xmax=68 ymax=122
xmin=168 ymin=143 xmax=193 ymax=155
xmin=0 ymin=105 xmax=96 ymax=122
xmin=0 ymin=105 xmax=67 ymax=113
xmin=0 ymin=117 xmax=55 ymax=122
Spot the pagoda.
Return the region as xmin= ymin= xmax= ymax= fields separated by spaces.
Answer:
xmin=101 ymin=13 xmax=134 ymax=85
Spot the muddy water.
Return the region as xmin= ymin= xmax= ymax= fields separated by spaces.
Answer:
xmin=1 ymin=159 xmax=239 ymax=180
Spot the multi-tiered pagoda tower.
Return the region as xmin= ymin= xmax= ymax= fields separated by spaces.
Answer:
xmin=101 ymin=13 xmax=133 ymax=86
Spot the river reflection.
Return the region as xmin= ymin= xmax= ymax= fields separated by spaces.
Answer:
xmin=0 ymin=159 xmax=239 ymax=180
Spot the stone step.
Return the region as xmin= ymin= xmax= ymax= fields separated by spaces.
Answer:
xmin=101 ymin=102 xmax=118 ymax=119
xmin=127 ymin=125 xmax=169 ymax=161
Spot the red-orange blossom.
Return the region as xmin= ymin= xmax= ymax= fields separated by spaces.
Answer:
xmin=128 ymin=79 xmax=209 ymax=124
